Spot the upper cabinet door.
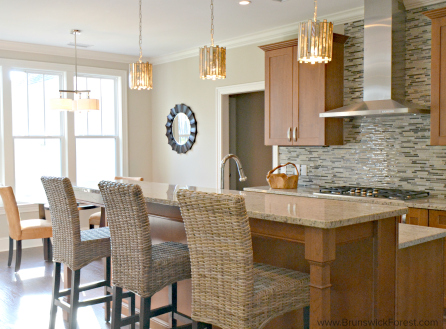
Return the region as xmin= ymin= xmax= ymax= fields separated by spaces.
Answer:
xmin=293 ymin=46 xmax=326 ymax=145
xmin=264 ymin=47 xmax=294 ymax=145
xmin=425 ymin=8 xmax=446 ymax=145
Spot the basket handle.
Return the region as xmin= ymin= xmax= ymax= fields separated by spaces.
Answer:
xmin=267 ymin=162 xmax=299 ymax=179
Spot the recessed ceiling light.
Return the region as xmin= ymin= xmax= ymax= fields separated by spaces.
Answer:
xmin=239 ymin=0 xmax=251 ymax=5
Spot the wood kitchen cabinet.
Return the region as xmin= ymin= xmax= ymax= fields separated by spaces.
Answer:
xmin=408 ymin=207 xmax=446 ymax=307
xmin=424 ymin=8 xmax=446 ymax=145
xmin=259 ymin=34 xmax=348 ymax=146
xmin=406 ymin=207 xmax=428 ymax=226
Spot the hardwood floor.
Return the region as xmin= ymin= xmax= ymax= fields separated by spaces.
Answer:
xmin=1 ymin=246 xmax=446 ymax=329
xmin=0 ymin=246 xmax=129 ymax=329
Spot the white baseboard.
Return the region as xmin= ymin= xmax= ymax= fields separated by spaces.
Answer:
xmin=0 ymin=226 xmax=89 ymax=252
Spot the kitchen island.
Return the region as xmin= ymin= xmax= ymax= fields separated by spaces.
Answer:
xmin=74 ymin=181 xmax=408 ymax=329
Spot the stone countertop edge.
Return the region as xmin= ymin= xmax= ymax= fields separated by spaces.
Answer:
xmin=399 ymin=223 xmax=446 ymax=249
xmin=246 ymin=208 xmax=407 ymax=229
xmin=74 ymin=186 xmax=407 ymax=229
xmin=244 ymin=186 xmax=446 ymax=211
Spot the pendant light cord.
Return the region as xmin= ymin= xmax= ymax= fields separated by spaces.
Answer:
xmin=139 ymin=0 xmax=143 ymax=62
xmin=210 ymin=0 xmax=214 ymax=46
xmin=74 ymin=30 xmax=78 ymax=92
xmin=313 ymin=0 xmax=317 ymax=22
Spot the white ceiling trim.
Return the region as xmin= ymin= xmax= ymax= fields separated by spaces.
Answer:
xmin=151 ymin=6 xmax=365 ymax=66
xmin=0 ymin=39 xmax=148 ymax=64
xmin=404 ymin=0 xmax=446 ymax=10
xmin=0 ymin=1 xmax=441 ymax=66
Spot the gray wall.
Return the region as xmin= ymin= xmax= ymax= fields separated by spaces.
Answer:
xmin=280 ymin=2 xmax=446 ymax=196
xmin=229 ymin=91 xmax=271 ymax=191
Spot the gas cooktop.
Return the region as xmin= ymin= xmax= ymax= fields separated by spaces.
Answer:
xmin=314 ymin=186 xmax=429 ymax=200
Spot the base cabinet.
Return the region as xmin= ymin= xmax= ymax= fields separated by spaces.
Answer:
xmin=407 ymin=207 xmax=446 ymax=308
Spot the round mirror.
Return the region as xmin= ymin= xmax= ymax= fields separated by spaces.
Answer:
xmin=172 ymin=113 xmax=191 ymax=145
xmin=165 ymin=104 xmax=197 ymax=154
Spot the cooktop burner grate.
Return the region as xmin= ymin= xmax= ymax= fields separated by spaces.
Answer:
xmin=317 ymin=186 xmax=429 ymax=200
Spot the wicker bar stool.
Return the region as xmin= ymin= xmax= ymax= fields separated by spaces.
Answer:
xmin=176 ymin=189 xmax=311 ymax=329
xmin=98 ymin=180 xmax=192 ymax=329
xmin=41 ymin=176 xmax=130 ymax=329
xmin=89 ymin=176 xmax=144 ymax=229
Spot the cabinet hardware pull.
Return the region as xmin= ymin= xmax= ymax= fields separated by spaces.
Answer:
xmin=294 ymin=127 xmax=298 ymax=141
xmin=287 ymin=127 xmax=291 ymax=141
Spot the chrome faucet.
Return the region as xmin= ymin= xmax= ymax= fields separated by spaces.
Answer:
xmin=221 ymin=154 xmax=247 ymax=189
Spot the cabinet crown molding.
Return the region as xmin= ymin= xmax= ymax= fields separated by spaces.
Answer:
xmin=259 ymin=34 xmax=349 ymax=52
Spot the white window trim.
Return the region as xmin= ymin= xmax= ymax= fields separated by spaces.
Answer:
xmin=0 ymin=58 xmax=128 ymax=195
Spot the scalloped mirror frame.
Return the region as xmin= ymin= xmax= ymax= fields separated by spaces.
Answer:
xmin=165 ymin=103 xmax=197 ymax=154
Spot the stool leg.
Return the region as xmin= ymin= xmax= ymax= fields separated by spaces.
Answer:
xmin=68 ymin=269 xmax=81 ymax=329
xmin=303 ymin=306 xmax=310 ymax=329
xmin=48 ymin=239 xmax=53 ymax=261
xmin=139 ymin=297 xmax=151 ymax=329
xmin=15 ymin=240 xmax=22 ymax=272
xmin=8 ymin=237 xmax=13 ymax=267
xmin=130 ymin=293 xmax=136 ymax=329
xmin=49 ymin=262 xmax=61 ymax=329
xmin=192 ymin=321 xmax=211 ymax=329
xmin=169 ymin=283 xmax=177 ymax=327
xmin=111 ymin=286 xmax=123 ymax=329
xmin=104 ymin=257 xmax=111 ymax=322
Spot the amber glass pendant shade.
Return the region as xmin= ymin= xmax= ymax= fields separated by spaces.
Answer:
xmin=129 ymin=62 xmax=153 ymax=90
xmin=199 ymin=45 xmax=226 ymax=80
xmin=298 ymin=19 xmax=333 ymax=64
xmin=297 ymin=0 xmax=333 ymax=64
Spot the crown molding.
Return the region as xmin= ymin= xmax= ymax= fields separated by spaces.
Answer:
xmin=404 ymin=0 xmax=446 ymax=10
xmin=0 ymin=39 xmax=148 ymax=64
xmin=2 ymin=2 xmax=439 ymax=67
xmin=151 ymin=6 xmax=364 ymax=65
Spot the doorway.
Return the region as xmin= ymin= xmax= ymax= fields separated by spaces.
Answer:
xmin=228 ymin=91 xmax=272 ymax=191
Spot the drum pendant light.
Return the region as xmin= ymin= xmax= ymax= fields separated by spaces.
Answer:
xmin=50 ymin=30 xmax=100 ymax=111
xmin=298 ymin=0 xmax=333 ymax=64
xmin=199 ymin=0 xmax=226 ymax=80
xmin=129 ymin=0 xmax=153 ymax=90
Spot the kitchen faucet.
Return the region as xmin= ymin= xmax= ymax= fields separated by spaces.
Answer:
xmin=220 ymin=154 xmax=247 ymax=189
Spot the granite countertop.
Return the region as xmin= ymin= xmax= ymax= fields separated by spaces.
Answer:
xmin=398 ymin=223 xmax=446 ymax=249
xmin=73 ymin=180 xmax=407 ymax=229
xmin=244 ymin=186 xmax=446 ymax=211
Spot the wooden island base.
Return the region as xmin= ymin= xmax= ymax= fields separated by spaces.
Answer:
xmin=127 ymin=214 xmax=398 ymax=329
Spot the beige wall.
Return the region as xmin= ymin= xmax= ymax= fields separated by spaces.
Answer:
xmin=151 ymin=42 xmax=268 ymax=188
xmin=0 ymin=49 xmax=152 ymax=181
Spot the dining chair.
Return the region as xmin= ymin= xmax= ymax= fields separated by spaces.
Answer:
xmin=41 ymin=176 xmax=119 ymax=329
xmin=98 ymin=180 xmax=192 ymax=329
xmin=89 ymin=176 xmax=144 ymax=229
xmin=0 ymin=186 xmax=53 ymax=272
xmin=176 ymin=189 xmax=310 ymax=329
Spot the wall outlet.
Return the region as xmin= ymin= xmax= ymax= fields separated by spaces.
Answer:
xmin=300 ymin=165 xmax=307 ymax=176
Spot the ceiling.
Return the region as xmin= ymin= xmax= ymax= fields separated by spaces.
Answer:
xmin=0 ymin=0 xmax=438 ymax=63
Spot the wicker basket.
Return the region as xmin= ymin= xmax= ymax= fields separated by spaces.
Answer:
xmin=266 ymin=162 xmax=299 ymax=189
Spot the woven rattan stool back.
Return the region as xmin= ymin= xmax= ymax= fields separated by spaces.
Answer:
xmin=41 ymin=176 xmax=81 ymax=269
xmin=176 ymin=189 xmax=254 ymax=326
xmin=98 ymin=180 xmax=152 ymax=296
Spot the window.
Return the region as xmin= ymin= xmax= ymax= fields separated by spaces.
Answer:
xmin=11 ymin=71 xmax=63 ymax=199
xmin=74 ymin=76 xmax=118 ymax=187
xmin=1 ymin=59 xmax=128 ymax=200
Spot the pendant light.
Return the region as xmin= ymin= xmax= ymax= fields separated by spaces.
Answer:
xmin=129 ymin=0 xmax=153 ymax=90
xmin=297 ymin=0 xmax=333 ymax=64
xmin=199 ymin=0 xmax=226 ymax=80
xmin=50 ymin=30 xmax=100 ymax=111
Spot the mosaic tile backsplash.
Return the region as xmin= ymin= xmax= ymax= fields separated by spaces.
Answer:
xmin=279 ymin=2 xmax=446 ymax=196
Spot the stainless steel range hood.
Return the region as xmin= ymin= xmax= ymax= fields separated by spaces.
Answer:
xmin=320 ymin=0 xmax=429 ymax=118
